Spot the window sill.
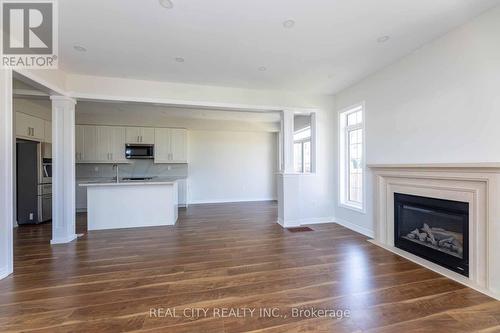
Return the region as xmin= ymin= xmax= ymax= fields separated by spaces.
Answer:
xmin=275 ymin=172 xmax=316 ymax=176
xmin=339 ymin=202 xmax=366 ymax=214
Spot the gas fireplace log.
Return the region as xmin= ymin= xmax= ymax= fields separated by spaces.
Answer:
xmin=438 ymin=237 xmax=456 ymax=247
xmin=422 ymin=224 xmax=437 ymax=245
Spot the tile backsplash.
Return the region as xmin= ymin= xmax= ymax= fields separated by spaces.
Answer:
xmin=77 ymin=160 xmax=188 ymax=179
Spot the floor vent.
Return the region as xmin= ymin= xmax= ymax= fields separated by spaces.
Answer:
xmin=287 ymin=227 xmax=314 ymax=232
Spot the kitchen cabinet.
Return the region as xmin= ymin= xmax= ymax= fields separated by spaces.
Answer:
xmin=44 ymin=121 xmax=52 ymax=143
xmin=77 ymin=125 xmax=127 ymax=163
xmin=154 ymin=128 xmax=188 ymax=163
xmin=77 ymin=125 xmax=187 ymax=164
xmin=15 ymin=112 xmax=45 ymax=141
xmin=96 ymin=127 xmax=112 ymax=161
xmin=126 ymin=127 xmax=155 ymax=144
xmin=75 ymin=125 xmax=85 ymax=162
xmin=76 ymin=125 xmax=98 ymax=162
xmin=109 ymin=127 xmax=127 ymax=162
xmin=170 ymin=129 xmax=188 ymax=163
xmin=76 ymin=181 xmax=88 ymax=212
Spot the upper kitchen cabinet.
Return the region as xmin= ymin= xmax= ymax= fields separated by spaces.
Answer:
xmin=76 ymin=125 xmax=97 ymax=162
xmin=15 ymin=112 xmax=45 ymax=142
xmin=96 ymin=126 xmax=127 ymax=163
xmin=170 ymin=128 xmax=188 ymax=163
xmin=154 ymin=128 xmax=188 ymax=164
xmin=44 ymin=121 xmax=52 ymax=143
xmin=76 ymin=125 xmax=127 ymax=163
xmin=126 ymin=127 xmax=155 ymax=144
xmin=109 ymin=127 xmax=127 ymax=162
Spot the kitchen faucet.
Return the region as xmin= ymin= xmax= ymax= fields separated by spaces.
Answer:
xmin=113 ymin=164 xmax=119 ymax=183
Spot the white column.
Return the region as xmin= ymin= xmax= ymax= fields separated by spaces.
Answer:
xmin=281 ymin=110 xmax=295 ymax=173
xmin=0 ymin=69 xmax=14 ymax=279
xmin=51 ymin=96 xmax=77 ymax=244
xmin=277 ymin=110 xmax=301 ymax=228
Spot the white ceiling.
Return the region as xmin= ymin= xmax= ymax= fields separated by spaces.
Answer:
xmin=58 ymin=0 xmax=500 ymax=94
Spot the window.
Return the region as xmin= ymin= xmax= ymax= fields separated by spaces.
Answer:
xmin=293 ymin=126 xmax=312 ymax=173
xmin=339 ymin=104 xmax=364 ymax=211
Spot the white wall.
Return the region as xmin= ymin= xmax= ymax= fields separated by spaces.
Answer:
xmin=334 ymin=6 xmax=500 ymax=235
xmin=188 ymin=130 xmax=278 ymax=204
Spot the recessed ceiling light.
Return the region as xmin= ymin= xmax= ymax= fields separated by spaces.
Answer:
xmin=258 ymin=66 xmax=267 ymax=71
xmin=175 ymin=57 xmax=185 ymax=63
xmin=283 ymin=19 xmax=295 ymax=29
xmin=159 ymin=0 xmax=174 ymax=9
xmin=377 ymin=36 xmax=390 ymax=43
xmin=73 ymin=45 xmax=87 ymax=52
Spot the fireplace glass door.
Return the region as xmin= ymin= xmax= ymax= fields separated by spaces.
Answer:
xmin=394 ymin=193 xmax=469 ymax=276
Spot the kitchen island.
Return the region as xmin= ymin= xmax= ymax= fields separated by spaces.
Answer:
xmin=80 ymin=180 xmax=178 ymax=230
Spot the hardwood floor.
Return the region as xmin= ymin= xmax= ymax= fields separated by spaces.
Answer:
xmin=1 ymin=201 xmax=499 ymax=332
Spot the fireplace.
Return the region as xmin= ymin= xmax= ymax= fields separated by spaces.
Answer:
xmin=394 ymin=193 xmax=469 ymax=277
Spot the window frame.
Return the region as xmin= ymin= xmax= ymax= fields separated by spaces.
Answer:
xmin=338 ymin=103 xmax=366 ymax=213
xmin=293 ymin=126 xmax=312 ymax=173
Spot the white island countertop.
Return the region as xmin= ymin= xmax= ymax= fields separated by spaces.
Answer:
xmin=79 ymin=180 xmax=177 ymax=187
xmin=78 ymin=177 xmax=185 ymax=187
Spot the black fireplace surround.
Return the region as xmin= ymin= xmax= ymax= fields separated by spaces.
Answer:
xmin=394 ymin=193 xmax=469 ymax=277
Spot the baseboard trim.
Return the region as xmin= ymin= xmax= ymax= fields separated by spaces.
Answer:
xmin=51 ymin=234 xmax=78 ymax=245
xmin=333 ymin=217 xmax=375 ymax=238
xmin=0 ymin=267 xmax=12 ymax=280
xmin=300 ymin=217 xmax=335 ymax=225
xmin=277 ymin=217 xmax=335 ymax=228
xmin=189 ymin=198 xmax=277 ymax=205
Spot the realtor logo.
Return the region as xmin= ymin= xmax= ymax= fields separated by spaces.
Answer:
xmin=1 ymin=0 xmax=58 ymax=68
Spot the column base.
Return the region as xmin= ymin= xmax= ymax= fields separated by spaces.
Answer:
xmin=276 ymin=218 xmax=301 ymax=228
xmin=51 ymin=234 xmax=77 ymax=245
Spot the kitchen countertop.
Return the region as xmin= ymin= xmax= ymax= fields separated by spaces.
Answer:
xmin=80 ymin=181 xmax=176 ymax=187
xmin=78 ymin=177 xmax=187 ymax=187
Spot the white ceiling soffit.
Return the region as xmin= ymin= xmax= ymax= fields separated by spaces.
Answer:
xmin=60 ymin=0 xmax=500 ymax=94
xmin=76 ymin=101 xmax=281 ymax=123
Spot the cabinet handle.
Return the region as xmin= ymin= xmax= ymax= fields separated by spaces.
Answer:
xmin=137 ymin=136 xmax=140 ymax=143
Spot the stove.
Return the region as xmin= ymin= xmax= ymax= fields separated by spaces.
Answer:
xmin=121 ymin=177 xmax=154 ymax=181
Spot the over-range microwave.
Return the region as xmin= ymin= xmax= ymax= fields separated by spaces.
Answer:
xmin=125 ymin=144 xmax=154 ymax=159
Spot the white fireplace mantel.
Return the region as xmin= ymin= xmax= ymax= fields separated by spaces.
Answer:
xmin=369 ymin=163 xmax=500 ymax=300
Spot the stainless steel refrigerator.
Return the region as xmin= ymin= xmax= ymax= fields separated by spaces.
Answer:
xmin=16 ymin=140 xmax=52 ymax=225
